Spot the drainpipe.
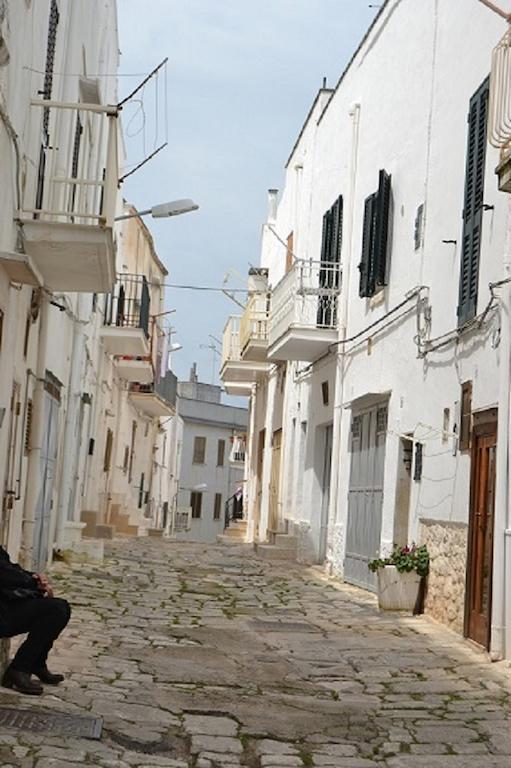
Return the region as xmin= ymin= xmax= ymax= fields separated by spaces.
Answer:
xmin=328 ymin=102 xmax=360 ymax=573
xmin=245 ymin=384 xmax=257 ymax=542
xmin=491 ymin=198 xmax=511 ymax=660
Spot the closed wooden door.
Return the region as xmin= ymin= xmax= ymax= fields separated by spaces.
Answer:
xmin=466 ymin=420 xmax=496 ymax=649
xmin=269 ymin=429 xmax=282 ymax=532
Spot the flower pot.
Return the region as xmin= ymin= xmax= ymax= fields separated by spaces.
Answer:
xmin=376 ymin=565 xmax=422 ymax=612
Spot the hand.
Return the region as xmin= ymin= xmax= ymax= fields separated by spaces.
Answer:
xmin=35 ymin=573 xmax=54 ymax=598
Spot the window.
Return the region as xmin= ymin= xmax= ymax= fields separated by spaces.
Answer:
xmin=457 ymin=77 xmax=490 ymax=326
xmin=214 ymin=493 xmax=222 ymax=520
xmin=217 ymin=439 xmax=225 ymax=467
xmin=190 ymin=491 xmax=202 ymax=519
xmin=103 ymin=429 xmax=113 ymax=473
xmin=23 ymin=316 xmax=30 ymax=359
xmin=358 ymin=170 xmax=392 ymax=298
xmin=128 ymin=421 xmax=137 ymax=482
xmin=122 ymin=445 xmax=130 ymax=474
xmin=318 ymin=195 xmax=343 ymax=326
xmin=459 ymin=381 xmax=473 ymax=452
xmin=138 ymin=473 xmax=145 ymax=509
xmin=321 ymin=381 xmax=329 ymax=406
xmin=193 ymin=436 xmax=206 ymax=464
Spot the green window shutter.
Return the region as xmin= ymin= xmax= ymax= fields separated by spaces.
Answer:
xmin=331 ymin=195 xmax=343 ymax=265
xmin=359 ymin=193 xmax=376 ymax=297
xmin=374 ymin=170 xmax=392 ymax=288
xmin=457 ymin=77 xmax=490 ymax=326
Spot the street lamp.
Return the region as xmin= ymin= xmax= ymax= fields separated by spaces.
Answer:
xmin=115 ymin=199 xmax=199 ymax=222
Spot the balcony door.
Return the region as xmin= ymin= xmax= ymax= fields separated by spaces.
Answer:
xmin=317 ymin=196 xmax=342 ymax=328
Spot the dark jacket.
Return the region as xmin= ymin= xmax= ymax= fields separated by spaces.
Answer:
xmin=0 ymin=547 xmax=42 ymax=601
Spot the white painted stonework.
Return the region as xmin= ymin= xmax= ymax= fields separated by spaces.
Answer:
xmin=222 ymin=0 xmax=511 ymax=659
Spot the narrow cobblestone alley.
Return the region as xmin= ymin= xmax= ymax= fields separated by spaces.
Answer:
xmin=1 ymin=539 xmax=511 ymax=767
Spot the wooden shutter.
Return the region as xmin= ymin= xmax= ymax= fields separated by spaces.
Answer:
xmin=359 ymin=193 xmax=376 ymax=297
xmin=193 ymin=436 xmax=206 ymax=464
xmin=460 ymin=381 xmax=473 ymax=451
xmin=374 ymin=170 xmax=391 ymax=288
xmin=217 ymin=439 xmax=225 ymax=467
xmin=214 ymin=493 xmax=222 ymax=520
xmin=457 ymin=78 xmax=490 ymax=326
xmin=103 ymin=429 xmax=113 ymax=472
xmin=36 ymin=0 xmax=60 ymax=210
xmin=190 ymin=491 xmax=202 ymax=519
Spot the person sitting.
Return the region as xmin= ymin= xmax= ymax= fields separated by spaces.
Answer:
xmin=0 ymin=546 xmax=70 ymax=695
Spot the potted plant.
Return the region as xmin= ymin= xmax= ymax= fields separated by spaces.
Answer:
xmin=368 ymin=544 xmax=429 ymax=613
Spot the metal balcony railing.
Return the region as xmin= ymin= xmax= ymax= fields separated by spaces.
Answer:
xmin=104 ymin=274 xmax=150 ymax=338
xmin=239 ymin=293 xmax=270 ymax=354
xmin=268 ymin=259 xmax=341 ymax=347
xmin=21 ymin=101 xmax=118 ymax=228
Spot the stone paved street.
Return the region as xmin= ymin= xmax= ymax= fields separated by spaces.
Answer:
xmin=1 ymin=539 xmax=511 ymax=767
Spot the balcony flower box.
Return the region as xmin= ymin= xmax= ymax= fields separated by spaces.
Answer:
xmin=369 ymin=544 xmax=429 ymax=613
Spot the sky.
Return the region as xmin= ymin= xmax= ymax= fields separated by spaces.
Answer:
xmin=117 ymin=0 xmax=376 ymax=387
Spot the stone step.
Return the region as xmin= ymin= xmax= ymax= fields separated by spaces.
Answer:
xmin=255 ymin=543 xmax=297 ymax=561
xmin=216 ymin=534 xmax=250 ymax=545
xmin=222 ymin=527 xmax=246 ymax=539
xmin=80 ymin=510 xmax=98 ymax=537
xmin=147 ymin=527 xmax=164 ymax=538
xmin=273 ymin=533 xmax=298 ymax=550
xmin=95 ymin=524 xmax=115 ymax=540
xmin=109 ymin=508 xmax=132 ymax=533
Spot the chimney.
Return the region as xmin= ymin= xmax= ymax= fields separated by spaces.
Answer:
xmin=267 ymin=189 xmax=278 ymax=224
xmin=190 ymin=363 xmax=198 ymax=383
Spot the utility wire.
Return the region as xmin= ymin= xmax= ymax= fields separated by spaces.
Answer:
xmin=156 ymin=282 xmax=248 ymax=294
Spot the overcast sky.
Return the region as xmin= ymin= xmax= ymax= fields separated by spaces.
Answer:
xmin=117 ymin=0 xmax=375 ymax=387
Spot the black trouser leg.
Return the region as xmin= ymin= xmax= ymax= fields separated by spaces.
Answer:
xmin=0 ymin=598 xmax=71 ymax=673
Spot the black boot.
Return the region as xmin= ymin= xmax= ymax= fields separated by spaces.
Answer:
xmin=2 ymin=666 xmax=43 ymax=695
xmin=33 ymin=664 xmax=64 ymax=685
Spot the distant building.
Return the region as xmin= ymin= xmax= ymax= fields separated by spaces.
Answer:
xmin=176 ymin=366 xmax=248 ymax=542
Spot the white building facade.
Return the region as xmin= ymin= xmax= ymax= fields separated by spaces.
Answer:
xmin=176 ymin=370 xmax=248 ymax=543
xmin=0 ymin=0 xmax=181 ymax=569
xmin=221 ymin=0 xmax=511 ymax=658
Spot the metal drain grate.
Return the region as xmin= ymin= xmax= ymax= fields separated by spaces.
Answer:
xmin=0 ymin=707 xmax=103 ymax=739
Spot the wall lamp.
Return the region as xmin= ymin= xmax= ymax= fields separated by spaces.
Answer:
xmin=115 ymin=199 xmax=199 ymax=222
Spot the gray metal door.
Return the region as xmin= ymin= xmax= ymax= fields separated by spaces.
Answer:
xmin=318 ymin=424 xmax=333 ymax=563
xmin=33 ymin=390 xmax=59 ymax=571
xmin=344 ymin=404 xmax=387 ymax=590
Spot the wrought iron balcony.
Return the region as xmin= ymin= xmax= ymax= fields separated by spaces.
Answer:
xmin=268 ymin=259 xmax=341 ymax=362
xmin=101 ymin=274 xmax=150 ymax=358
xmin=220 ymin=316 xmax=270 ymax=396
xmin=239 ymin=293 xmax=270 ymax=362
